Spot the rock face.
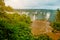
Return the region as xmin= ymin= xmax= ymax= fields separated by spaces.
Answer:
xmin=31 ymin=20 xmax=60 ymax=40
xmin=31 ymin=20 xmax=53 ymax=36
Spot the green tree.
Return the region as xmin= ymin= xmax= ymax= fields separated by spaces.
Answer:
xmin=5 ymin=6 xmax=13 ymax=11
xmin=0 ymin=0 xmax=13 ymax=12
xmin=50 ymin=9 xmax=60 ymax=32
xmin=0 ymin=0 xmax=5 ymax=6
xmin=51 ymin=22 xmax=60 ymax=31
xmin=56 ymin=9 xmax=60 ymax=22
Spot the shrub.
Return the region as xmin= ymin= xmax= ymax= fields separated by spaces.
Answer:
xmin=0 ymin=13 xmax=32 ymax=40
xmin=34 ymin=34 xmax=52 ymax=40
xmin=51 ymin=22 xmax=60 ymax=31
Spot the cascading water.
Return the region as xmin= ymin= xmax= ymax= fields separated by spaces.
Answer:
xmin=45 ymin=12 xmax=50 ymax=20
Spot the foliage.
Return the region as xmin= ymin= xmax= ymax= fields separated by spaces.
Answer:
xmin=50 ymin=9 xmax=60 ymax=31
xmin=56 ymin=9 xmax=60 ymax=22
xmin=51 ymin=22 xmax=60 ymax=31
xmin=5 ymin=6 xmax=14 ymax=11
xmin=0 ymin=1 xmax=33 ymax=40
xmin=0 ymin=12 xmax=32 ymax=40
xmin=0 ymin=10 xmax=52 ymax=40
xmin=0 ymin=0 xmax=5 ymax=6
xmin=0 ymin=0 xmax=13 ymax=12
xmin=34 ymin=34 xmax=52 ymax=40
xmin=0 ymin=0 xmax=53 ymax=40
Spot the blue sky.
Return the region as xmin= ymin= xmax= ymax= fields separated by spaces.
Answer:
xmin=4 ymin=0 xmax=60 ymax=10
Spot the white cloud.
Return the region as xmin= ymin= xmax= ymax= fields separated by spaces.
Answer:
xmin=4 ymin=0 xmax=60 ymax=9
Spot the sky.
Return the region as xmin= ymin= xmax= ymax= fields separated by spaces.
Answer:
xmin=4 ymin=0 xmax=60 ymax=10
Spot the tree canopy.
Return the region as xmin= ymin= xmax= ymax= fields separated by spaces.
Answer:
xmin=56 ymin=9 xmax=60 ymax=22
xmin=51 ymin=9 xmax=60 ymax=31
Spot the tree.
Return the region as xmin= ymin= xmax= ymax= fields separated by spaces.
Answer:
xmin=51 ymin=22 xmax=60 ymax=31
xmin=56 ymin=9 xmax=60 ymax=22
xmin=0 ymin=0 xmax=13 ymax=12
xmin=51 ymin=9 xmax=60 ymax=32
xmin=5 ymin=6 xmax=13 ymax=11
xmin=0 ymin=0 xmax=5 ymax=6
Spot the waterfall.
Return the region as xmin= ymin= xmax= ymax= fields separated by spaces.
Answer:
xmin=45 ymin=12 xmax=50 ymax=20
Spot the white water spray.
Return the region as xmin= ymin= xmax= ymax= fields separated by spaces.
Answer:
xmin=45 ymin=12 xmax=50 ymax=20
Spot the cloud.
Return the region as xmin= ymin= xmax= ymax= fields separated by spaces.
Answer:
xmin=4 ymin=0 xmax=60 ymax=9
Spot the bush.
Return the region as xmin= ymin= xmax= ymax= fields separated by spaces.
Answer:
xmin=34 ymin=34 xmax=52 ymax=40
xmin=51 ymin=22 xmax=60 ymax=31
xmin=0 ymin=13 xmax=32 ymax=40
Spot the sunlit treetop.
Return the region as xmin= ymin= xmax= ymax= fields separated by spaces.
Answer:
xmin=0 ymin=0 xmax=5 ymax=6
xmin=0 ymin=0 xmax=14 ymax=12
